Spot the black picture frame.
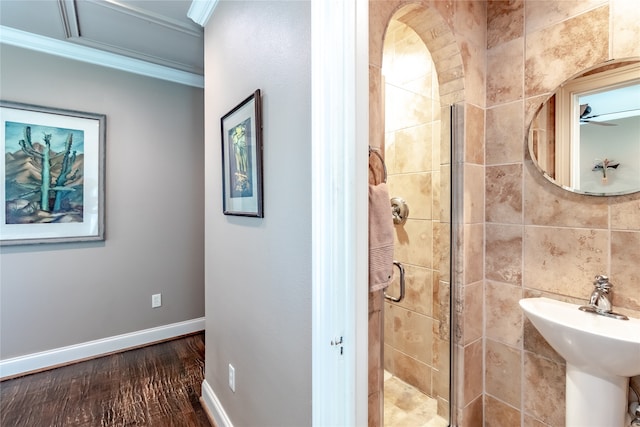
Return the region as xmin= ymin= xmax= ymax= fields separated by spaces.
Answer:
xmin=221 ymin=89 xmax=263 ymax=217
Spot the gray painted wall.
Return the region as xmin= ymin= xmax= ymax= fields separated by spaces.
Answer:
xmin=204 ymin=2 xmax=312 ymax=425
xmin=0 ymin=45 xmax=205 ymax=359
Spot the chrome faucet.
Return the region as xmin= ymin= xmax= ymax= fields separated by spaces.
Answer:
xmin=579 ymin=275 xmax=629 ymax=320
xmin=589 ymin=275 xmax=613 ymax=312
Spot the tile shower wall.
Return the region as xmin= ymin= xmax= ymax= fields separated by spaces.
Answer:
xmin=369 ymin=2 xmax=487 ymax=426
xmin=382 ymin=17 xmax=441 ymax=403
xmin=485 ymin=1 xmax=640 ymax=426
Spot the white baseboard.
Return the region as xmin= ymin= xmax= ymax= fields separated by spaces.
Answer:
xmin=0 ymin=317 xmax=205 ymax=379
xmin=201 ymin=379 xmax=234 ymax=427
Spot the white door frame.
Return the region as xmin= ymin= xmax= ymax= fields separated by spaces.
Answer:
xmin=311 ymin=0 xmax=369 ymax=425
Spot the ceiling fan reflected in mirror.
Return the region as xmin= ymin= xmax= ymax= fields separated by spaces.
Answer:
xmin=579 ymin=104 xmax=617 ymax=126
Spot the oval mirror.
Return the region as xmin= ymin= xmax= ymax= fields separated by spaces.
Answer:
xmin=528 ymin=59 xmax=640 ymax=196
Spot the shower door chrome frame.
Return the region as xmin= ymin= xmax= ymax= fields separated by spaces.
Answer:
xmin=449 ymin=103 xmax=465 ymax=427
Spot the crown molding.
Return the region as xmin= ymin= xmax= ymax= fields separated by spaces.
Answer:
xmin=0 ymin=25 xmax=204 ymax=88
xmin=187 ymin=0 xmax=218 ymax=27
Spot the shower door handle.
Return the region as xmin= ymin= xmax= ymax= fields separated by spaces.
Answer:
xmin=384 ymin=261 xmax=405 ymax=303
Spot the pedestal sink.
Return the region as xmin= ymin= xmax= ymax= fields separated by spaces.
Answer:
xmin=520 ymin=297 xmax=640 ymax=427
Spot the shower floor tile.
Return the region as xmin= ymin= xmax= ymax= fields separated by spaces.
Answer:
xmin=384 ymin=371 xmax=448 ymax=427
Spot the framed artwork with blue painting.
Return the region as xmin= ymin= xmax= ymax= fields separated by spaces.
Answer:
xmin=221 ymin=89 xmax=263 ymax=217
xmin=0 ymin=101 xmax=105 ymax=245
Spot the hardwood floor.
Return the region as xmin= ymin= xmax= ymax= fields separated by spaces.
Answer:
xmin=0 ymin=333 xmax=210 ymax=427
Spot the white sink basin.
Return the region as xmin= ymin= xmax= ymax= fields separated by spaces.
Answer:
xmin=519 ymin=297 xmax=640 ymax=377
xmin=520 ymin=297 xmax=640 ymax=427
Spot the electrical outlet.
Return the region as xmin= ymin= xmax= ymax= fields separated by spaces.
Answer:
xmin=228 ymin=364 xmax=235 ymax=392
xmin=152 ymin=293 xmax=162 ymax=308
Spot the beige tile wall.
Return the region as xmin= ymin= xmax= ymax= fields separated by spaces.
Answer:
xmin=382 ymin=17 xmax=441 ymax=404
xmin=485 ymin=1 xmax=640 ymax=426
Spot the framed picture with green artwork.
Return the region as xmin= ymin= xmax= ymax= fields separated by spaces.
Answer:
xmin=1 ymin=101 xmax=106 ymax=245
xmin=221 ymin=89 xmax=263 ymax=217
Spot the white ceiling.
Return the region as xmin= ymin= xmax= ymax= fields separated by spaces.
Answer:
xmin=0 ymin=0 xmax=204 ymax=76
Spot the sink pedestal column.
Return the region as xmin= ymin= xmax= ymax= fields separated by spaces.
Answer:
xmin=566 ymin=364 xmax=629 ymax=427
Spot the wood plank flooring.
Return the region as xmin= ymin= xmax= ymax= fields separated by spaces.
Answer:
xmin=0 ymin=332 xmax=210 ymax=427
